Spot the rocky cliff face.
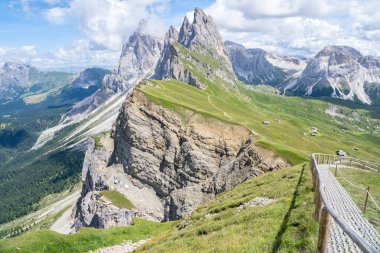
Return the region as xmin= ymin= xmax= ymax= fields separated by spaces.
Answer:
xmin=225 ymin=41 xmax=305 ymax=86
xmin=73 ymin=137 xmax=135 ymax=231
xmin=154 ymin=7 xmax=236 ymax=89
xmin=288 ymin=45 xmax=380 ymax=104
xmin=112 ymin=87 xmax=288 ymax=220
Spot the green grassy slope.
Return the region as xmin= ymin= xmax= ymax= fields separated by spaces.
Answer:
xmin=99 ymin=190 xmax=135 ymax=209
xmin=140 ymin=79 xmax=380 ymax=164
xmin=136 ymin=164 xmax=317 ymax=252
xmin=0 ymin=164 xmax=316 ymax=253
xmin=0 ymin=219 xmax=172 ymax=253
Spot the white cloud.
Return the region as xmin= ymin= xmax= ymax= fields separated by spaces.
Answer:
xmin=0 ymin=45 xmax=37 ymax=63
xmin=0 ymin=41 xmax=119 ymax=71
xmin=205 ymin=0 xmax=380 ymax=57
xmin=44 ymin=0 xmax=167 ymax=50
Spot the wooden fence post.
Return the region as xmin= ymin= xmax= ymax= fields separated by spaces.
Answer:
xmin=334 ymin=164 xmax=338 ymax=177
xmin=363 ymin=162 xmax=366 ymax=170
xmin=317 ymin=207 xmax=331 ymax=253
xmin=363 ymin=186 xmax=370 ymax=214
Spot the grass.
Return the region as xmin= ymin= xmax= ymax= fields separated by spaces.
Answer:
xmin=0 ymin=219 xmax=172 ymax=253
xmin=99 ymin=190 xmax=135 ymax=209
xmin=91 ymin=136 xmax=103 ymax=149
xmin=331 ymin=166 xmax=380 ymax=232
xmin=136 ymin=164 xmax=317 ymax=252
xmin=139 ymin=79 xmax=380 ymax=164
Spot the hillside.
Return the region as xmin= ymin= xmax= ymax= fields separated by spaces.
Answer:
xmin=0 ymin=164 xmax=316 ymax=252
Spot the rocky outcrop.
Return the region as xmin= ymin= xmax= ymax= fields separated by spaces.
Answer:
xmin=113 ymin=87 xmax=288 ymax=220
xmin=288 ymin=45 xmax=380 ymax=104
xmin=225 ymin=41 xmax=305 ymax=86
xmin=154 ymin=7 xmax=237 ymax=89
xmin=73 ymin=138 xmax=135 ymax=231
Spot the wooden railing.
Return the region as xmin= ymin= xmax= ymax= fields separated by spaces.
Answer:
xmin=310 ymin=153 xmax=379 ymax=253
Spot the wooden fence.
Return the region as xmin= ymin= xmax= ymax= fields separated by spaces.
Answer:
xmin=310 ymin=153 xmax=379 ymax=253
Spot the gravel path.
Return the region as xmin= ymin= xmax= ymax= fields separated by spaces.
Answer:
xmin=317 ymin=164 xmax=380 ymax=252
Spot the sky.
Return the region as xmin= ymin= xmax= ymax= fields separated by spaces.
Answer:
xmin=0 ymin=0 xmax=379 ymax=71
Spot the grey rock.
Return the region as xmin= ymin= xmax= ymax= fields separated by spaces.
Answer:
xmin=112 ymin=88 xmax=289 ymax=220
xmin=73 ymin=139 xmax=135 ymax=231
xmin=154 ymin=7 xmax=237 ymax=89
xmin=289 ymin=45 xmax=380 ymax=104
xmin=0 ymin=62 xmax=34 ymax=100
xmin=225 ymin=41 xmax=305 ymax=86
xmin=66 ymin=29 xmax=163 ymax=121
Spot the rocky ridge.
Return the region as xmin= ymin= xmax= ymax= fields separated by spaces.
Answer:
xmin=285 ymin=45 xmax=380 ymax=104
xmin=225 ymin=41 xmax=305 ymax=86
xmin=154 ymin=7 xmax=236 ymax=89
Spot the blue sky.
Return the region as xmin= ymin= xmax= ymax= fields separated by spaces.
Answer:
xmin=0 ymin=0 xmax=379 ymax=70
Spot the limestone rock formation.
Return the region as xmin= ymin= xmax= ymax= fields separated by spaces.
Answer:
xmin=225 ymin=41 xmax=305 ymax=86
xmin=73 ymin=138 xmax=135 ymax=231
xmin=154 ymin=7 xmax=236 ymax=89
xmin=112 ymin=87 xmax=288 ymax=220
xmin=287 ymin=45 xmax=380 ymax=104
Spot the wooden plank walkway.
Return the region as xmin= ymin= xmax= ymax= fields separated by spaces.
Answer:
xmin=317 ymin=164 xmax=380 ymax=252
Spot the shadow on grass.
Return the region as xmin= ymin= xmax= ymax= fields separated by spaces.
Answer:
xmin=271 ymin=164 xmax=306 ymax=253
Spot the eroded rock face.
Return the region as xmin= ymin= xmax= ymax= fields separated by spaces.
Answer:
xmin=73 ymin=139 xmax=135 ymax=231
xmin=113 ymin=88 xmax=288 ymax=220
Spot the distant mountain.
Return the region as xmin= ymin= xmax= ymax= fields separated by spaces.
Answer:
xmin=0 ymin=62 xmax=72 ymax=101
xmin=65 ymin=30 xmax=163 ymax=123
xmin=225 ymin=41 xmax=305 ymax=86
xmin=285 ymin=45 xmax=380 ymax=105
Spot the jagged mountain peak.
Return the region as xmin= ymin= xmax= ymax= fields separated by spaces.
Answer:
xmin=3 ymin=61 xmax=32 ymax=71
xmin=317 ymin=45 xmax=362 ymax=58
xmin=290 ymin=45 xmax=380 ymax=104
xmin=165 ymin=26 xmax=179 ymax=42
xmin=117 ymin=30 xmax=163 ymax=78
xmin=225 ymin=41 xmax=305 ymax=86
xmin=178 ymin=7 xmax=229 ymax=61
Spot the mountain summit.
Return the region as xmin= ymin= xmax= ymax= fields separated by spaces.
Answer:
xmin=154 ymin=7 xmax=236 ymax=88
xmin=287 ymin=45 xmax=380 ymax=104
xmin=225 ymin=41 xmax=305 ymax=86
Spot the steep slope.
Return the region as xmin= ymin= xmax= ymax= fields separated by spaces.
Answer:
xmin=72 ymin=7 xmax=291 ymax=230
xmin=287 ymin=45 xmax=380 ymax=104
xmin=154 ymin=7 xmax=236 ymax=89
xmin=225 ymin=41 xmax=305 ymax=86
xmin=0 ymin=164 xmax=318 ymax=253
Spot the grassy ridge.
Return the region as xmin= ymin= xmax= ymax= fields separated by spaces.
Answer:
xmin=137 ymin=164 xmax=317 ymax=252
xmin=139 ymin=79 xmax=380 ymax=163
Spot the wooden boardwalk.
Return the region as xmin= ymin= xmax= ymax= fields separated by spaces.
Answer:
xmin=311 ymin=154 xmax=380 ymax=253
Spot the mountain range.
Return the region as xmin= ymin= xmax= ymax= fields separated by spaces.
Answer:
xmin=0 ymin=6 xmax=380 ymax=253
